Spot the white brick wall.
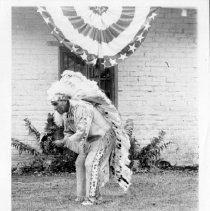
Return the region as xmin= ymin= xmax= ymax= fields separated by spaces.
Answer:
xmin=12 ymin=7 xmax=198 ymax=166
xmin=118 ymin=8 xmax=198 ymax=165
xmin=12 ymin=7 xmax=58 ymax=166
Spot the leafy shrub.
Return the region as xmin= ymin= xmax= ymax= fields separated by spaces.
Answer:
xmin=12 ymin=138 xmax=41 ymax=156
xmin=125 ymin=123 xmax=173 ymax=172
xmin=136 ymin=130 xmax=172 ymax=169
xmin=12 ymin=114 xmax=77 ymax=175
xmin=124 ymin=119 xmax=140 ymax=169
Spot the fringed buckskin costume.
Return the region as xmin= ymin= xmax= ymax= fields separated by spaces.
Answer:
xmin=47 ymin=70 xmax=132 ymax=205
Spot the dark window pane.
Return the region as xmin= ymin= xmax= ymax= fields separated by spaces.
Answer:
xmin=59 ymin=46 xmax=116 ymax=104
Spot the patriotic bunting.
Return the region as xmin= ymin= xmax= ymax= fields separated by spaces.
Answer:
xmin=38 ymin=6 xmax=159 ymax=67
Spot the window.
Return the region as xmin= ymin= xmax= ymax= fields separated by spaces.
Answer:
xmin=59 ymin=46 xmax=117 ymax=106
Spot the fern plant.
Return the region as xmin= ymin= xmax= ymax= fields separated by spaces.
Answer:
xmin=12 ymin=138 xmax=40 ymax=156
xmin=12 ymin=113 xmax=78 ymax=175
xmin=39 ymin=113 xmax=65 ymax=155
xmin=24 ymin=118 xmax=41 ymax=140
xmin=124 ymin=119 xmax=140 ymax=170
xmin=137 ymin=130 xmax=172 ymax=169
xmin=12 ymin=118 xmax=42 ymax=156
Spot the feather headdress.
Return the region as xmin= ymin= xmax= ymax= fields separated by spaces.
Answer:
xmin=47 ymin=70 xmax=132 ymax=191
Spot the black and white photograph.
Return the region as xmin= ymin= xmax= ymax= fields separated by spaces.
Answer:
xmin=1 ymin=0 xmax=209 ymax=210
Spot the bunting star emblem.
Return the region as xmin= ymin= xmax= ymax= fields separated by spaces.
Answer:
xmin=43 ymin=17 xmax=50 ymax=24
xmin=109 ymin=58 xmax=117 ymax=66
xmin=149 ymin=12 xmax=157 ymax=20
xmin=37 ymin=7 xmax=45 ymax=14
xmin=71 ymin=45 xmax=79 ymax=52
xmin=91 ymin=58 xmax=97 ymax=65
xmin=59 ymin=39 xmax=64 ymax=44
xmin=118 ymin=53 xmax=128 ymax=61
xmin=81 ymin=52 xmax=88 ymax=61
xmin=101 ymin=60 xmax=106 ymax=67
xmin=54 ymin=27 xmax=59 ymax=34
xmin=128 ymin=44 xmax=136 ymax=53
xmin=51 ymin=27 xmax=59 ymax=34
xmin=136 ymin=33 xmax=144 ymax=42
xmin=143 ymin=22 xmax=151 ymax=31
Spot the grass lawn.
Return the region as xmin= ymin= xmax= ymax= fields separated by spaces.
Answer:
xmin=12 ymin=170 xmax=198 ymax=211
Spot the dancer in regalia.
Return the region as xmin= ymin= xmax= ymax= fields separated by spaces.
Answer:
xmin=47 ymin=70 xmax=132 ymax=205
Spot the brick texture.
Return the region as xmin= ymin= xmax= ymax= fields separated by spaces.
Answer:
xmin=12 ymin=7 xmax=58 ymax=166
xmin=12 ymin=7 xmax=198 ymax=166
xmin=118 ymin=8 xmax=198 ymax=165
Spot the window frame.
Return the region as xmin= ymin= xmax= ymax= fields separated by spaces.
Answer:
xmin=58 ymin=46 xmax=118 ymax=107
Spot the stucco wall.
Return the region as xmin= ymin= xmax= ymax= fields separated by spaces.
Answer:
xmin=118 ymin=8 xmax=198 ymax=165
xmin=12 ymin=7 xmax=198 ymax=166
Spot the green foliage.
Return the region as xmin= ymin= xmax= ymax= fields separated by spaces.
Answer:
xmin=12 ymin=113 xmax=78 ymax=175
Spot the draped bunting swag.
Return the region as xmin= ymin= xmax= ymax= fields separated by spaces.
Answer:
xmin=38 ymin=6 xmax=159 ymax=67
